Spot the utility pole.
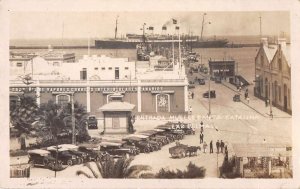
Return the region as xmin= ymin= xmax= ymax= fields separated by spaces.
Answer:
xmin=208 ymin=65 xmax=211 ymax=116
xmin=259 ymin=16 xmax=262 ymax=41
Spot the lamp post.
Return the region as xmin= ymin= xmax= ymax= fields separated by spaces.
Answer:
xmin=208 ymin=63 xmax=211 ymax=117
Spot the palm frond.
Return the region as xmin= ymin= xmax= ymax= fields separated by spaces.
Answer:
xmin=76 ymin=170 xmax=92 ymax=178
xmin=84 ymin=162 xmax=99 ymax=178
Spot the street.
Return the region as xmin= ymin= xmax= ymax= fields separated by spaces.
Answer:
xmin=22 ymin=77 xmax=291 ymax=178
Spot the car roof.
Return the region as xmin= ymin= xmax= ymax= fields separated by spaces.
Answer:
xmin=129 ymin=134 xmax=149 ymax=139
xmin=79 ymin=143 xmax=99 ymax=148
xmin=47 ymin=146 xmax=70 ymax=152
xmin=100 ymin=142 xmax=122 ymax=147
xmin=123 ymin=136 xmax=142 ymax=141
xmin=28 ymin=149 xmax=50 ymax=155
xmin=58 ymin=144 xmax=79 ymax=150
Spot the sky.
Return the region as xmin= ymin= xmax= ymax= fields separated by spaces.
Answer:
xmin=10 ymin=11 xmax=290 ymax=39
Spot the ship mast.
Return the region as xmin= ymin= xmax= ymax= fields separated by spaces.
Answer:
xmin=200 ymin=13 xmax=206 ymax=41
xmin=115 ymin=16 xmax=119 ymax=39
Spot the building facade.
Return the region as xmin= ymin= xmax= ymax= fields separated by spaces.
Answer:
xmin=9 ymin=54 xmax=189 ymax=118
xmin=254 ymin=38 xmax=291 ymax=114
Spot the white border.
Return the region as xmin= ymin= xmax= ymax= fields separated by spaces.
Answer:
xmin=1 ymin=0 xmax=300 ymax=188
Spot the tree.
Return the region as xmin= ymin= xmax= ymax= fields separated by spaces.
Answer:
xmin=76 ymin=156 xmax=152 ymax=178
xmin=10 ymin=95 xmax=39 ymax=150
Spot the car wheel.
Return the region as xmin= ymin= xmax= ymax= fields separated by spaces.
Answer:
xmin=67 ymin=160 xmax=73 ymax=166
xmin=144 ymin=148 xmax=149 ymax=153
xmin=47 ymin=162 xmax=54 ymax=170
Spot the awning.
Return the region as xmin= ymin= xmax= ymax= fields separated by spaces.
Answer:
xmin=98 ymin=101 xmax=135 ymax=112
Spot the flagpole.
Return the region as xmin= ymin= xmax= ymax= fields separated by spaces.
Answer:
xmin=172 ymin=35 xmax=175 ymax=71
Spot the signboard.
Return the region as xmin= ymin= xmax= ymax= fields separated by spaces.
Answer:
xmin=10 ymin=86 xmax=165 ymax=93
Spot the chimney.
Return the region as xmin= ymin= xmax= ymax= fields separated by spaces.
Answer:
xmin=260 ymin=38 xmax=268 ymax=47
xmin=277 ymin=38 xmax=286 ymax=52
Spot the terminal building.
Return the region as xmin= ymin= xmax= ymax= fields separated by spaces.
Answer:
xmin=9 ymin=53 xmax=189 ymax=121
xmin=254 ymin=38 xmax=291 ymax=114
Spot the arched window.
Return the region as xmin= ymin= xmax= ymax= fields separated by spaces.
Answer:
xmin=56 ymin=94 xmax=70 ymax=106
xmin=89 ymin=75 xmax=101 ymax=80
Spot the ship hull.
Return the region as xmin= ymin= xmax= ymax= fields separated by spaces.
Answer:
xmin=95 ymin=39 xmax=228 ymax=49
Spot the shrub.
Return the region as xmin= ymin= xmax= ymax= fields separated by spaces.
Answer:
xmin=156 ymin=162 xmax=206 ymax=178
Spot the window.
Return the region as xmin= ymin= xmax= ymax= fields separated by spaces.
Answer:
xmin=57 ymin=95 xmax=70 ymax=106
xmin=16 ymin=62 xmax=23 ymax=67
xmin=101 ymin=67 xmax=105 ymax=70
xmin=278 ymin=86 xmax=281 ymax=102
xmin=94 ymin=67 xmax=98 ymax=70
xmin=108 ymin=67 xmax=112 ymax=70
xmin=278 ymin=58 xmax=282 ymax=71
xmin=125 ymin=67 xmax=129 ymax=70
xmin=115 ymin=67 xmax=119 ymax=79
xmin=80 ymin=68 xmax=87 ymax=80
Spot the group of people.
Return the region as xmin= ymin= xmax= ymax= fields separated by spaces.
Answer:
xmin=198 ymin=121 xmax=229 ymax=159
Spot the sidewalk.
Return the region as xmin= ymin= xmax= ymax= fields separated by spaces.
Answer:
xmin=221 ymin=81 xmax=291 ymax=119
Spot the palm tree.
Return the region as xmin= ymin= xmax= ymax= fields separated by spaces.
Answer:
xmin=76 ymin=156 xmax=152 ymax=178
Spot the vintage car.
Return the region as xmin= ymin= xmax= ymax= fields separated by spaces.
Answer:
xmin=155 ymin=125 xmax=185 ymax=140
xmin=87 ymin=115 xmax=98 ymax=129
xmin=99 ymin=142 xmax=133 ymax=158
xmin=233 ymin=94 xmax=241 ymax=102
xmin=101 ymin=139 xmax=140 ymax=155
xmin=122 ymin=136 xmax=152 ymax=153
xmin=198 ymin=78 xmax=206 ymax=85
xmin=203 ymin=90 xmax=216 ymax=98
xmin=165 ymin=122 xmax=195 ymax=135
xmin=138 ymin=130 xmax=169 ymax=145
xmin=46 ymin=146 xmax=78 ymax=166
xmin=28 ymin=149 xmax=57 ymax=169
xmin=129 ymin=134 xmax=161 ymax=151
xmin=78 ymin=143 xmax=110 ymax=161
xmin=58 ymin=144 xmax=89 ymax=163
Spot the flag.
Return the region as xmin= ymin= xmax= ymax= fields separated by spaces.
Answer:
xmin=172 ymin=19 xmax=177 ymax=24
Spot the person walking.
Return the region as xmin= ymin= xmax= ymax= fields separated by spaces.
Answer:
xmin=191 ymin=92 xmax=194 ymax=99
xmin=209 ymin=140 xmax=213 ymax=153
xmin=265 ymin=97 xmax=268 ymax=107
xmin=220 ymin=140 xmax=224 ymax=153
xmin=199 ymin=132 xmax=204 ymax=144
xmin=247 ymin=96 xmax=250 ymax=104
xmin=216 ymin=140 xmax=220 ymax=154
xmin=203 ymin=141 xmax=207 ymax=153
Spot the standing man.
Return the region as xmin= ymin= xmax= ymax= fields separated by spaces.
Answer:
xmin=191 ymin=92 xmax=194 ymax=99
xmin=216 ymin=140 xmax=220 ymax=154
xmin=200 ymin=132 xmax=204 ymax=144
xmin=210 ymin=140 xmax=213 ymax=153
xmin=220 ymin=140 xmax=224 ymax=153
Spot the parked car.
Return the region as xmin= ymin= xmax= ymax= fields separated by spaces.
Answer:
xmin=122 ymin=136 xmax=152 ymax=153
xmin=198 ymin=78 xmax=205 ymax=85
xmin=101 ymin=139 xmax=140 ymax=155
xmin=99 ymin=142 xmax=133 ymax=158
xmin=28 ymin=149 xmax=57 ymax=169
xmin=130 ymin=134 xmax=161 ymax=151
xmin=87 ymin=115 xmax=98 ymax=129
xmin=58 ymin=144 xmax=89 ymax=163
xmin=46 ymin=146 xmax=78 ymax=166
xmin=203 ymin=90 xmax=216 ymax=98
xmin=215 ymin=77 xmax=222 ymax=83
xmin=155 ymin=125 xmax=185 ymax=140
xmin=78 ymin=144 xmax=110 ymax=162
xmin=138 ymin=130 xmax=169 ymax=145
xmin=233 ymin=94 xmax=241 ymax=102
xmin=166 ymin=122 xmax=195 ymax=135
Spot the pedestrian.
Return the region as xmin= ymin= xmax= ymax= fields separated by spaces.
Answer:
xmin=203 ymin=141 xmax=207 ymax=153
xmin=189 ymin=106 xmax=193 ymax=115
xmin=270 ymin=110 xmax=273 ymax=120
xmin=220 ymin=140 xmax=224 ymax=153
xmin=265 ymin=97 xmax=268 ymax=107
xmin=209 ymin=140 xmax=213 ymax=153
xmin=224 ymin=145 xmax=228 ymax=162
xmin=191 ymin=92 xmax=194 ymax=99
xmin=200 ymin=132 xmax=204 ymax=144
xmin=247 ymin=96 xmax=250 ymax=104
xmin=244 ymin=92 xmax=248 ymax=99
xmin=200 ymin=121 xmax=204 ymax=133
xmin=267 ymin=98 xmax=270 ymax=106
xmin=216 ymin=140 xmax=220 ymax=153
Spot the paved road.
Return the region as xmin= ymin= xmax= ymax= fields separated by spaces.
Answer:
xmin=22 ymin=73 xmax=291 ymax=178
